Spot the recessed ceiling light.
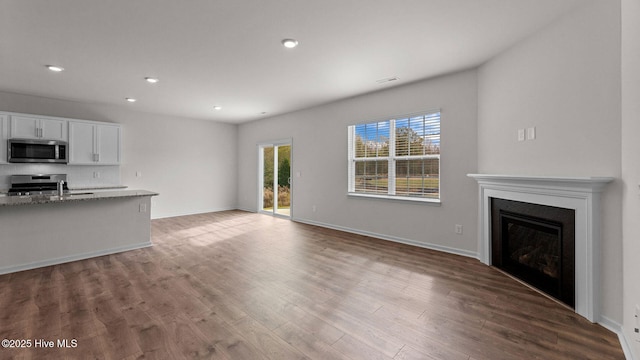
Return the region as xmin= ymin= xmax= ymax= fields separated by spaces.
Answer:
xmin=145 ymin=77 xmax=159 ymax=84
xmin=213 ymin=106 xmax=222 ymax=111
xmin=281 ymin=39 xmax=299 ymax=48
xmin=125 ymin=98 xmax=137 ymax=103
xmin=46 ymin=65 xmax=64 ymax=72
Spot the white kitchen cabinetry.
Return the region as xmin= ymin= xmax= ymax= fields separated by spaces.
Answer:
xmin=69 ymin=121 xmax=121 ymax=165
xmin=0 ymin=115 xmax=7 ymax=164
xmin=10 ymin=115 xmax=67 ymax=141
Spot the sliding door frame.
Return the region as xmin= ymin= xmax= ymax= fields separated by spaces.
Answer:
xmin=257 ymin=138 xmax=292 ymax=218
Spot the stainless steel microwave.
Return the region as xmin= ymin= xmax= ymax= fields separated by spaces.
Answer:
xmin=8 ymin=139 xmax=68 ymax=164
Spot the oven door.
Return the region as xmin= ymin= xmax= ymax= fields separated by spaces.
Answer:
xmin=8 ymin=139 xmax=68 ymax=164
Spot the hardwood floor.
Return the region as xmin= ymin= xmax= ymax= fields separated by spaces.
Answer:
xmin=0 ymin=210 xmax=624 ymax=359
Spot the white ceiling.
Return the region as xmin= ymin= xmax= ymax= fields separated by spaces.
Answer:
xmin=0 ymin=0 xmax=583 ymax=123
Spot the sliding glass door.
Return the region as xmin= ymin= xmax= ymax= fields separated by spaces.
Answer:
xmin=259 ymin=141 xmax=291 ymax=217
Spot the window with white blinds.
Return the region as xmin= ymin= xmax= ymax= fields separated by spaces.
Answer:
xmin=347 ymin=111 xmax=440 ymax=202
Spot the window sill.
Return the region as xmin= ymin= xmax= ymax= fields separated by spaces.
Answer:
xmin=347 ymin=192 xmax=441 ymax=205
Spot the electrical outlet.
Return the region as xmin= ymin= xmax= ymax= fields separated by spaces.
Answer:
xmin=455 ymin=224 xmax=463 ymax=235
xmin=139 ymin=203 xmax=147 ymax=213
xmin=93 ymin=171 xmax=100 ymax=179
xmin=517 ymin=129 xmax=525 ymax=142
xmin=136 ymin=171 xmax=142 ymax=178
xmin=312 ymin=205 xmax=317 ymax=212
xmin=635 ymin=304 xmax=640 ymax=342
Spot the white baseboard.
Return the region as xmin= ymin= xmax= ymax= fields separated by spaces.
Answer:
xmin=152 ymin=206 xmax=238 ymax=219
xmin=599 ymin=316 xmax=636 ymax=360
xmin=619 ymin=332 xmax=636 ymax=360
xmin=600 ymin=315 xmax=622 ymax=334
xmin=292 ymin=217 xmax=477 ymax=259
xmin=0 ymin=242 xmax=152 ymax=275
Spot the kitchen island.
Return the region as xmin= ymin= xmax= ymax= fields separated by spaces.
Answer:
xmin=0 ymin=190 xmax=158 ymax=275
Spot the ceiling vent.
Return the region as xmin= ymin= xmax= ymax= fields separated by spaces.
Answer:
xmin=376 ymin=77 xmax=399 ymax=84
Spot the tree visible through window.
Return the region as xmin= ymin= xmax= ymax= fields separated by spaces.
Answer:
xmin=348 ymin=111 xmax=440 ymax=201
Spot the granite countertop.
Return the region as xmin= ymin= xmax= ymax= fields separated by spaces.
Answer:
xmin=0 ymin=190 xmax=158 ymax=207
xmin=0 ymin=185 xmax=128 ymax=195
xmin=68 ymin=185 xmax=129 ymax=191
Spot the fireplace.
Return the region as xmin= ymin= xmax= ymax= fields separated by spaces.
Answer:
xmin=491 ymin=198 xmax=575 ymax=307
xmin=468 ymin=174 xmax=613 ymax=322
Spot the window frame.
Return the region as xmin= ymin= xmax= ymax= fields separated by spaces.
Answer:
xmin=347 ymin=110 xmax=441 ymax=204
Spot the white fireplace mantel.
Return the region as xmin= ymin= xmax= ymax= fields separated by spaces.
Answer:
xmin=467 ymin=174 xmax=614 ymax=323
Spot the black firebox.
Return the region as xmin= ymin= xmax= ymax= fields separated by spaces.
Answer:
xmin=491 ymin=198 xmax=575 ymax=308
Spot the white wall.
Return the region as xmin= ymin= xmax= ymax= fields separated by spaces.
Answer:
xmin=478 ymin=0 xmax=622 ymax=325
xmin=0 ymin=91 xmax=238 ymax=218
xmin=622 ymin=0 xmax=640 ymax=357
xmin=238 ymin=70 xmax=478 ymax=255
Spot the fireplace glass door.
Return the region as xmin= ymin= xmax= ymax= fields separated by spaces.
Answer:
xmin=500 ymin=212 xmax=562 ymax=299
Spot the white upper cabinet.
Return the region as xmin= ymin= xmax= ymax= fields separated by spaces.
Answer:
xmin=69 ymin=121 xmax=121 ymax=165
xmin=41 ymin=118 xmax=67 ymax=140
xmin=9 ymin=115 xmax=38 ymax=139
xmin=0 ymin=115 xmax=7 ymax=164
xmin=10 ymin=115 xmax=67 ymax=141
xmin=68 ymin=121 xmax=95 ymax=164
xmin=96 ymin=124 xmax=121 ymax=164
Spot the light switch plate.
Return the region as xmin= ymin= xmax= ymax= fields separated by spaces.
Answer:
xmin=527 ymin=127 xmax=536 ymax=140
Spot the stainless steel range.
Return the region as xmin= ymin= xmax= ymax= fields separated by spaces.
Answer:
xmin=8 ymin=174 xmax=69 ymax=196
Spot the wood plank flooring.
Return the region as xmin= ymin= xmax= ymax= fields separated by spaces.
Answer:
xmin=0 ymin=210 xmax=624 ymax=359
